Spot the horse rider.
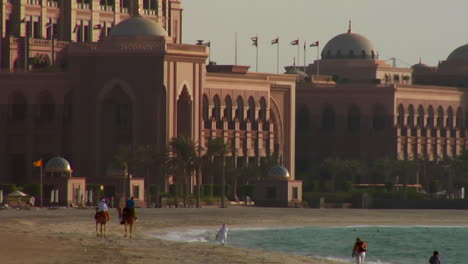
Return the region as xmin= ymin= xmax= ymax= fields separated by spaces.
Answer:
xmin=125 ymin=197 xmax=137 ymax=220
xmin=96 ymin=198 xmax=110 ymax=221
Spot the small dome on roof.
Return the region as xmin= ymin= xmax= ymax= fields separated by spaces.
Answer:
xmin=45 ymin=157 xmax=72 ymax=173
xmin=322 ymin=21 xmax=378 ymax=60
xmin=268 ymin=166 xmax=290 ymax=179
xmin=447 ymin=43 xmax=468 ymax=61
xmin=110 ymin=15 xmax=167 ymax=37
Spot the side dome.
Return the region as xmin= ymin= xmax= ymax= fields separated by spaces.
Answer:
xmin=45 ymin=157 xmax=72 ymax=173
xmin=322 ymin=23 xmax=377 ymax=60
xmin=110 ymin=16 xmax=167 ymax=37
xmin=268 ymin=166 xmax=290 ymax=180
xmin=447 ymin=44 xmax=468 ymax=61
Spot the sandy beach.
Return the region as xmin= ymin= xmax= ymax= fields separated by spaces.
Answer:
xmin=1 ymin=207 xmax=468 ymax=264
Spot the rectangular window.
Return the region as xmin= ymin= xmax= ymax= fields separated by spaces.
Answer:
xmin=83 ymin=25 xmax=89 ymax=43
xmin=293 ymin=187 xmax=298 ymax=200
xmin=132 ymin=185 xmax=140 ymax=199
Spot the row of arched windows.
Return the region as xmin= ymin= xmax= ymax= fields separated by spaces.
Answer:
xmin=203 ymin=94 xmax=268 ymax=130
xmin=397 ymin=104 xmax=465 ymax=129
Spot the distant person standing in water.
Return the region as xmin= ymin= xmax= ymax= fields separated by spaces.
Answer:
xmin=429 ymin=251 xmax=441 ymax=264
xmin=216 ymin=224 xmax=228 ymax=246
xmin=352 ymin=237 xmax=367 ymax=264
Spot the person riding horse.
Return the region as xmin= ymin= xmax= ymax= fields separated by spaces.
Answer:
xmin=95 ymin=198 xmax=110 ymax=222
xmin=121 ymin=197 xmax=137 ymax=224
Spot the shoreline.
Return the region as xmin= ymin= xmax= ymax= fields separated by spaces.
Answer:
xmin=2 ymin=208 xmax=468 ymax=264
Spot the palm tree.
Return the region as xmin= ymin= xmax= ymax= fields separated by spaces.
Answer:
xmin=167 ymin=136 xmax=199 ymax=207
xmin=205 ymin=138 xmax=229 ymax=208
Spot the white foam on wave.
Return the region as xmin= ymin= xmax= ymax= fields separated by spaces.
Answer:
xmin=150 ymin=228 xmax=216 ymax=243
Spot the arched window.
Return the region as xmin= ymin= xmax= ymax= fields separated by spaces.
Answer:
xmin=347 ymin=105 xmax=361 ymax=132
xmin=321 ymin=105 xmax=335 ymax=131
xmin=447 ymin=107 xmax=454 ymax=129
xmin=212 ymin=95 xmax=221 ymax=121
xmin=407 ymin=105 xmax=415 ymax=128
xmin=259 ymin=97 xmax=267 ymax=122
xmin=437 ymin=106 xmax=444 ymax=128
xmin=225 ymin=96 xmax=233 ymax=130
xmin=203 ymin=94 xmax=209 ymax=129
xmin=456 ymin=107 xmax=463 ymax=129
xmin=397 ymin=104 xmax=404 ymax=126
xmin=372 ymin=104 xmax=386 ymax=130
xmin=236 ymin=97 xmax=244 ymax=121
xmin=361 ymin=50 xmax=366 ymax=59
xmin=38 ymin=91 xmax=55 ymax=122
xmin=247 ymin=97 xmax=255 ymax=122
xmin=202 ymin=94 xmax=209 ymax=121
xmin=427 ymin=106 xmax=435 ymax=128
xmin=417 ymin=105 xmax=425 ymax=127
xmin=371 ymin=50 xmax=375 ymax=59
xmin=9 ymin=92 xmax=27 ymax=121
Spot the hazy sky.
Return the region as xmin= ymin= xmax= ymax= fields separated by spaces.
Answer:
xmin=183 ymin=0 xmax=468 ymax=73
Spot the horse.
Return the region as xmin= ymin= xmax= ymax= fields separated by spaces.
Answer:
xmin=117 ymin=207 xmax=136 ymax=238
xmin=95 ymin=210 xmax=109 ymax=238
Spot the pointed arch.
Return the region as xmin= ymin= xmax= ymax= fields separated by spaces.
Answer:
xmin=447 ymin=106 xmax=454 ymax=129
xmin=417 ymin=105 xmax=425 ymax=127
xmin=397 ymin=104 xmax=405 ymax=126
xmin=203 ymin=94 xmax=209 ymax=129
xmin=407 ymin=104 xmax=415 ymax=128
xmin=224 ymin=95 xmax=233 ymax=121
xmin=259 ymin=97 xmax=267 ymax=122
xmin=212 ymin=95 xmax=221 ymax=121
xmin=177 ymin=86 xmax=192 ymax=137
xmin=456 ymin=107 xmax=463 ymax=129
xmin=427 ymin=105 xmax=435 ymax=128
xmin=437 ymin=106 xmax=444 ymax=128
xmin=247 ymin=96 xmax=256 ymax=122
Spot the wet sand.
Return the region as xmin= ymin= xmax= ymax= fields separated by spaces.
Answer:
xmin=1 ymin=207 xmax=468 ymax=264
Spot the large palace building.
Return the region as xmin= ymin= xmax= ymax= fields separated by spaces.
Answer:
xmin=295 ymin=23 xmax=468 ymax=170
xmin=0 ymin=0 xmax=296 ymax=190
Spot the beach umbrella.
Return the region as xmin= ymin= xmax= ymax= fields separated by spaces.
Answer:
xmin=7 ymin=191 xmax=28 ymax=197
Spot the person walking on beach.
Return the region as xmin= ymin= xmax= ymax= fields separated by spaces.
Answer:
xmin=429 ymin=251 xmax=441 ymax=264
xmin=216 ymin=224 xmax=228 ymax=246
xmin=352 ymin=237 xmax=367 ymax=264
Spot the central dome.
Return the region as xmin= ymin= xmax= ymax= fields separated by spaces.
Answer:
xmin=447 ymin=43 xmax=468 ymax=61
xmin=268 ymin=166 xmax=290 ymax=180
xmin=322 ymin=23 xmax=377 ymax=60
xmin=110 ymin=16 xmax=167 ymax=37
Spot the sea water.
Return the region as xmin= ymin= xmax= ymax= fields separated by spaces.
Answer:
xmin=155 ymin=226 xmax=468 ymax=264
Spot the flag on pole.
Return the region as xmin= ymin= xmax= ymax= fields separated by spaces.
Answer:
xmin=271 ymin=37 xmax=279 ymax=45
xmin=251 ymin=36 xmax=258 ymax=47
xmin=45 ymin=22 xmax=52 ymax=28
xmin=33 ymin=159 xmax=43 ymax=167
xmin=290 ymin=39 xmax=299 ymax=46
xmin=309 ymin=41 xmax=319 ymax=47
xmin=204 ymin=41 xmax=211 ymax=47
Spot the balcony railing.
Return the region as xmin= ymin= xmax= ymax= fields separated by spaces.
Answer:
xmin=120 ymin=7 xmax=129 ymax=13
xmin=77 ymin=3 xmax=90 ymax=9
xmin=143 ymin=9 xmax=157 ymax=16
xmin=47 ymin=0 xmax=58 ymax=7
xmin=26 ymin=0 xmax=41 ymax=5
xmin=100 ymin=5 xmax=114 ymax=12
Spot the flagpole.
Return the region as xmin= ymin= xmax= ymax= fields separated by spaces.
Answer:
xmin=277 ymin=38 xmax=279 ymax=74
xmin=297 ymin=38 xmax=300 ymax=70
xmin=304 ymin=42 xmax=306 ymax=73
xmin=317 ymin=42 xmax=320 ymax=82
xmin=40 ymin=161 xmax=43 ymax=207
xmin=256 ymin=34 xmax=259 ymax=72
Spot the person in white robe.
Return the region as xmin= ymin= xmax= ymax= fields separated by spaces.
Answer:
xmin=216 ymin=224 xmax=228 ymax=246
